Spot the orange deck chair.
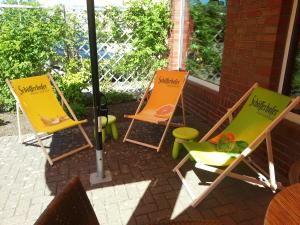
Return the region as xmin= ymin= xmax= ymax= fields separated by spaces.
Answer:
xmin=123 ymin=70 xmax=189 ymax=152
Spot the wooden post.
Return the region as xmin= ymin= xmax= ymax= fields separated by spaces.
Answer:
xmin=266 ymin=132 xmax=277 ymax=190
xmin=16 ymin=102 xmax=22 ymax=143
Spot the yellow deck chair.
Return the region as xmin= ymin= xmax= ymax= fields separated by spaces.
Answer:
xmin=123 ymin=70 xmax=189 ymax=152
xmin=173 ymin=83 xmax=300 ymax=208
xmin=6 ymin=74 xmax=93 ymax=166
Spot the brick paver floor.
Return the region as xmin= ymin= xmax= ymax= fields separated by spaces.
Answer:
xmin=0 ymin=103 xmax=277 ymax=225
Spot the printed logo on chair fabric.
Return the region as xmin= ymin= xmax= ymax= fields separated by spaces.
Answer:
xmin=17 ymin=83 xmax=49 ymax=95
xmin=249 ymin=95 xmax=279 ymax=120
xmin=209 ymin=132 xmax=248 ymax=154
xmin=158 ymin=77 xmax=180 ymax=87
xmin=154 ymin=104 xmax=175 ymax=118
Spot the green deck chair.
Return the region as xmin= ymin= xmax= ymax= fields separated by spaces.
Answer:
xmin=173 ymin=83 xmax=300 ymax=208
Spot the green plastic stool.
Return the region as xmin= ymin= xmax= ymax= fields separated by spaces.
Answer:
xmin=172 ymin=127 xmax=199 ymax=159
xmin=100 ymin=115 xmax=119 ymax=142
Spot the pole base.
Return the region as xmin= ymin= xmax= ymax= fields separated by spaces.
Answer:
xmin=90 ymin=170 xmax=112 ymax=185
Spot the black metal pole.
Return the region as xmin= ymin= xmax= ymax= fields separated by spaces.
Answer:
xmin=86 ymin=0 xmax=104 ymax=178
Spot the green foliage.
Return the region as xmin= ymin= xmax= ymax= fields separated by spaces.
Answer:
xmin=101 ymin=0 xmax=172 ymax=77
xmin=124 ymin=0 xmax=171 ymax=59
xmin=0 ymin=2 xmax=65 ymax=111
xmin=289 ymin=41 xmax=300 ymax=114
xmin=0 ymin=1 xmax=89 ymax=113
xmin=291 ymin=41 xmax=300 ymax=96
xmin=105 ymin=90 xmax=135 ymax=105
xmin=0 ymin=0 xmax=172 ymax=115
xmin=62 ymin=11 xmax=86 ymax=61
xmin=97 ymin=6 xmax=128 ymax=42
xmin=186 ymin=0 xmax=226 ymax=84
xmin=53 ymin=59 xmax=90 ymax=119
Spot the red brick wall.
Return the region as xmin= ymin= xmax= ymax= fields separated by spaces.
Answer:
xmin=182 ymin=0 xmax=299 ymax=177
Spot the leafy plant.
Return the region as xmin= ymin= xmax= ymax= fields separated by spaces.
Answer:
xmin=186 ymin=0 xmax=226 ymax=84
xmin=98 ymin=0 xmax=172 ymax=79
xmin=0 ymin=1 xmax=65 ymax=111
xmin=0 ymin=0 xmax=172 ymax=115
xmin=53 ymin=59 xmax=91 ymax=119
xmin=105 ymin=90 xmax=135 ymax=105
xmin=291 ymin=41 xmax=300 ymax=96
xmin=61 ymin=11 xmax=86 ymax=61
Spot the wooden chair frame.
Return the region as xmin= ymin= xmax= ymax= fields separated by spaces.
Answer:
xmin=173 ymin=83 xmax=300 ymax=207
xmin=6 ymin=74 xmax=93 ymax=166
xmin=123 ymin=72 xmax=188 ymax=152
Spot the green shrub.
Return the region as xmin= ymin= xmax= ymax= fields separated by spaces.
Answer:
xmin=0 ymin=3 xmax=65 ymax=111
xmin=53 ymin=59 xmax=90 ymax=119
xmin=123 ymin=0 xmax=172 ymax=71
xmin=0 ymin=0 xmax=171 ymax=113
xmin=98 ymin=0 xmax=172 ymax=79
xmin=186 ymin=0 xmax=226 ymax=83
xmin=105 ymin=90 xmax=135 ymax=105
xmin=291 ymin=42 xmax=300 ymax=96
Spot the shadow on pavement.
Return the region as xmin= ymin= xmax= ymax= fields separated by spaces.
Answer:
xmin=43 ymin=102 xmax=273 ymax=225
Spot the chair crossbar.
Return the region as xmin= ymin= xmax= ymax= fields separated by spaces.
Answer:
xmin=195 ymin=162 xmax=269 ymax=188
xmin=52 ymin=144 xmax=91 ymax=163
xmin=243 ymin=157 xmax=270 ymax=178
xmin=23 ymin=133 xmax=53 ymax=144
xmin=124 ymin=138 xmax=159 ymax=150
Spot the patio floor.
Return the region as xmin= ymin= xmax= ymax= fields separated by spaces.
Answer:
xmin=0 ymin=102 xmax=276 ymax=225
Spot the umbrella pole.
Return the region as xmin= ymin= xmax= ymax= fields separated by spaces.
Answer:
xmin=87 ymin=0 xmax=112 ymax=184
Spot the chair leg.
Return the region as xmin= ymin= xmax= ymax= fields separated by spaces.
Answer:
xmin=157 ymin=123 xmax=171 ymax=152
xmin=191 ymin=154 xmax=245 ymax=207
xmin=78 ymin=124 xmax=93 ymax=148
xmin=123 ymin=119 xmax=135 ymax=142
xmin=173 ymin=154 xmax=190 ymax=172
xmin=172 ymin=139 xmax=182 ymax=159
xmin=266 ymin=133 xmax=277 ymax=190
xmin=173 ymin=152 xmax=247 ymax=208
xmin=191 ymin=171 xmax=228 ymax=207
xmin=35 ymin=135 xmax=53 ymax=166
xmin=16 ymin=103 xmax=23 ymax=143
